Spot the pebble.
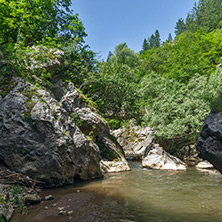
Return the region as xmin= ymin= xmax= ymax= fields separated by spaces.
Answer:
xmin=58 ymin=207 xmax=65 ymax=211
xmin=58 ymin=211 xmax=66 ymax=215
xmin=45 ymin=195 xmax=54 ymax=201
xmin=67 ymin=210 xmax=73 ymax=215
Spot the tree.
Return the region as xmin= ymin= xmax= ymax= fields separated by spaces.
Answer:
xmin=148 ymin=34 xmax=155 ymax=49
xmin=142 ymin=38 xmax=149 ymax=52
xmin=175 ymin=18 xmax=186 ymax=36
xmin=154 ymin=30 xmax=161 ymax=48
xmin=167 ymin=33 xmax=173 ymax=42
xmin=112 ymin=43 xmax=141 ymax=68
xmin=0 ymin=0 xmax=86 ymax=46
xmin=185 ymin=0 xmax=222 ymax=33
xmin=107 ymin=51 xmax=113 ymax=62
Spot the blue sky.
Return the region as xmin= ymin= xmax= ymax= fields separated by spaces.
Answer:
xmin=71 ymin=0 xmax=196 ymax=60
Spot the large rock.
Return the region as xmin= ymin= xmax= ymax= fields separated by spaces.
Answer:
xmin=112 ymin=126 xmax=154 ymax=160
xmin=0 ymin=78 xmax=129 ymax=187
xmin=53 ymin=80 xmax=109 ymax=136
xmin=142 ymin=144 xmax=187 ymax=170
xmin=52 ymin=80 xmax=130 ymax=172
xmin=98 ymin=136 xmax=130 ymax=173
xmin=26 ymin=46 xmax=64 ymax=72
xmin=196 ymin=112 xmax=222 ymax=173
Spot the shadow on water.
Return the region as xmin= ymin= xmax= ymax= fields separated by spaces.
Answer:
xmin=12 ymin=162 xmax=222 ymax=222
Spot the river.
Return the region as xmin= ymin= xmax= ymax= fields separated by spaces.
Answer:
xmin=12 ymin=162 xmax=222 ymax=222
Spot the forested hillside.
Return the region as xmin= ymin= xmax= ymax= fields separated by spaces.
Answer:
xmin=1 ymin=0 xmax=222 ymax=142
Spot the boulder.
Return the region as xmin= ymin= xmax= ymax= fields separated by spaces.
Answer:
xmin=26 ymin=46 xmax=64 ymax=72
xmin=196 ymin=112 xmax=222 ymax=173
xmin=112 ymin=126 xmax=154 ymax=160
xmin=100 ymin=158 xmax=130 ymax=173
xmin=53 ymin=80 xmax=109 ymax=136
xmin=0 ymin=78 xmax=102 ymax=187
xmin=24 ymin=194 xmax=41 ymax=205
xmin=0 ymin=78 xmax=129 ymax=187
xmin=52 ymin=80 xmax=130 ymax=172
xmin=142 ymin=144 xmax=187 ymax=170
xmin=98 ymin=136 xmax=130 ymax=173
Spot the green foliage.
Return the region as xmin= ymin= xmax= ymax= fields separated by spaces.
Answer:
xmin=185 ymin=0 xmax=222 ymax=33
xmin=0 ymin=196 xmax=5 ymax=205
xmin=19 ymin=200 xmax=28 ymax=215
xmin=0 ymin=0 xmax=86 ymax=46
xmin=82 ymin=43 xmax=141 ymax=120
xmin=142 ymin=38 xmax=149 ymax=52
xmin=141 ymin=30 xmax=161 ymax=53
xmin=140 ymin=28 xmax=222 ymax=82
xmin=70 ymin=112 xmax=84 ymax=128
xmin=109 ymin=43 xmax=141 ymax=68
xmin=175 ymin=18 xmax=186 ymax=36
xmin=0 ymin=0 xmax=89 ymax=89
xmin=210 ymin=90 xmax=222 ymax=113
xmin=55 ymin=43 xmax=98 ymax=88
xmin=140 ymin=69 xmax=222 ymax=139
xmin=85 ymin=61 xmax=141 ymax=120
xmin=0 ymin=215 xmax=6 ymax=222
xmin=167 ymin=33 xmax=173 ymax=42
xmin=12 ymin=184 xmax=22 ymax=204
xmin=107 ymin=119 xmax=121 ymax=130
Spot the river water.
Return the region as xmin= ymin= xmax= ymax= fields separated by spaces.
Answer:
xmin=13 ymin=162 xmax=222 ymax=222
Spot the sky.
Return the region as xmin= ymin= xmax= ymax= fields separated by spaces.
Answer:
xmin=71 ymin=0 xmax=196 ymax=60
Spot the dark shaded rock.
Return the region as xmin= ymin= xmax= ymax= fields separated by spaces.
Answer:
xmin=196 ymin=112 xmax=222 ymax=173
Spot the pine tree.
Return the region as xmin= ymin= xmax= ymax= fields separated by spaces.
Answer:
xmin=175 ymin=18 xmax=186 ymax=36
xmin=154 ymin=30 xmax=161 ymax=47
xmin=107 ymin=51 xmax=113 ymax=62
xmin=148 ymin=34 xmax=155 ymax=49
xmin=167 ymin=33 xmax=173 ymax=42
xmin=142 ymin=38 xmax=149 ymax=51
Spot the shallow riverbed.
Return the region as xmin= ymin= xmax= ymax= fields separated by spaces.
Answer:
xmin=12 ymin=162 xmax=222 ymax=222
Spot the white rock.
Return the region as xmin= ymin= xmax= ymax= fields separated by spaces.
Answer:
xmin=196 ymin=161 xmax=214 ymax=169
xmin=100 ymin=158 xmax=130 ymax=173
xmin=142 ymin=144 xmax=187 ymax=170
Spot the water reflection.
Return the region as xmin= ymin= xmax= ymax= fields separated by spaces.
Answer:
xmin=13 ymin=162 xmax=222 ymax=222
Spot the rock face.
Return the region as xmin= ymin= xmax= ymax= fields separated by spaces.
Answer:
xmin=112 ymin=126 xmax=154 ymax=160
xmin=196 ymin=112 xmax=222 ymax=173
xmin=0 ymin=78 xmax=129 ymax=187
xmin=142 ymin=144 xmax=187 ymax=170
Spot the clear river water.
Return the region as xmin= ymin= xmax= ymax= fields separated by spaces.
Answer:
xmin=13 ymin=162 xmax=222 ymax=222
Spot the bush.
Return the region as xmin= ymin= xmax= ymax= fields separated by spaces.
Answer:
xmin=140 ymin=68 xmax=222 ymax=139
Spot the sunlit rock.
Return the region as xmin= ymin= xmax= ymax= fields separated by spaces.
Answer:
xmin=142 ymin=144 xmax=187 ymax=170
xmin=112 ymin=125 xmax=154 ymax=160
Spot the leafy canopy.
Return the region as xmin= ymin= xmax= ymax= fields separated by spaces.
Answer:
xmin=0 ymin=0 xmax=86 ymax=46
